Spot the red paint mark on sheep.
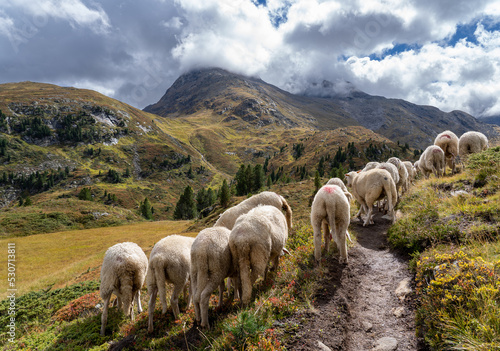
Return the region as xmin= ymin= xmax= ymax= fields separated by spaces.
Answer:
xmin=323 ymin=185 xmax=338 ymax=193
xmin=432 ymin=148 xmax=442 ymax=153
xmin=441 ymin=134 xmax=451 ymax=139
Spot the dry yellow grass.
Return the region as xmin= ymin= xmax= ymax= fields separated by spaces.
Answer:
xmin=0 ymin=220 xmax=197 ymax=299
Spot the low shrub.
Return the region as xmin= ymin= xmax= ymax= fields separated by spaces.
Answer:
xmin=415 ymin=249 xmax=500 ymax=350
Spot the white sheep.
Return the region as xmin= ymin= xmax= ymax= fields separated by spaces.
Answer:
xmin=434 ymin=130 xmax=459 ymax=174
xmin=190 ymin=226 xmax=237 ymax=328
xmin=403 ymin=161 xmax=417 ymax=185
xmin=362 ymin=161 xmax=380 ymax=172
xmin=100 ymin=242 xmax=148 ymax=336
xmin=214 ymin=191 xmax=292 ymax=230
xmin=376 ymin=162 xmax=400 ymax=186
xmin=310 ymin=184 xmax=351 ymax=264
xmin=387 ymin=157 xmax=409 ymax=194
xmin=345 ymin=168 xmax=397 ymax=226
xmin=147 ymin=235 xmax=195 ymax=333
xmin=326 ymin=177 xmax=353 ymax=201
xmin=229 ymin=205 xmax=288 ymax=305
xmin=418 ymin=145 xmax=445 ymax=179
xmin=459 ymin=131 xmax=489 ymax=157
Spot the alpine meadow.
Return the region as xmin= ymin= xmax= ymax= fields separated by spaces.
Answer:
xmin=1 ymin=67 xmax=500 ymax=350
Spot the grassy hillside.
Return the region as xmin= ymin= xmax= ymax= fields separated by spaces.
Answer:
xmin=388 ymin=146 xmax=500 ymax=350
xmin=1 ymin=82 xmax=418 ymax=239
xmin=0 ymin=147 xmax=499 ymax=350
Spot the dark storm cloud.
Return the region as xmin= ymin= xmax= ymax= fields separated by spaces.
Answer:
xmin=1 ymin=0 xmax=500 ymax=117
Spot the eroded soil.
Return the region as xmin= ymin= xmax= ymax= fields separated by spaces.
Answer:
xmin=284 ymin=212 xmax=425 ymax=350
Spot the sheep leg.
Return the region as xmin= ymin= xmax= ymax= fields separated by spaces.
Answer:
xmin=183 ymin=282 xmax=191 ymax=309
xmin=200 ymin=281 xmax=220 ymax=328
xmin=191 ymin=271 xmax=201 ymax=324
xmin=135 ymin=289 xmax=143 ymax=314
xmin=335 ymin=221 xmax=348 ymax=263
xmin=312 ymin=217 xmax=323 ymax=263
xmin=154 ymin=268 xmax=168 ymax=314
xmin=322 ymin=219 xmax=331 ymax=254
xmin=250 ymin=252 xmax=267 ymax=286
xmin=328 ymin=215 xmax=337 ymax=252
xmin=363 ymin=205 xmax=373 ymax=226
xmin=100 ymin=294 xmax=111 ymax=336
xmin=170 ymin=283 xmax=184 ymax=319
xmin=218 ymin=281 xmax=225 ymax=308
xmin=239 ymin=256 xmax=252 ymax=305
xmin=148 ymin=287 xmax=158 ymax=333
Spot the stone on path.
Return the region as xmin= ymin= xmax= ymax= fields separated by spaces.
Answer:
xmin=316 ymin=340 xmax=332 ymax=351
xmin=395 ymin=278 xmax=412 ymax=301
xmin=372 ymin=336 xmax=398 ymax=351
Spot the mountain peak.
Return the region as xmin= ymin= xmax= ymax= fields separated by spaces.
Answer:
xmin=302 ymin=79 xmax=362 ymax=98
xmin=144 ymin=67 xmax=498 ymax=148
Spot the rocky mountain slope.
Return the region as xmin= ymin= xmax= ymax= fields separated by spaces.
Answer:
xmin=145 ymin=68 xmax=497 ymax=149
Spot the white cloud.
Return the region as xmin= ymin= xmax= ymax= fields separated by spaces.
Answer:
xmin=1 ymin=0 xmax=500 ymax=118
xmin=6 ymin=0 xmax=110 ymax=33
xmin=0 ymin=12 xmax=15 ymax=37
xmin=172 ymin=0 xmax=281 ymax=76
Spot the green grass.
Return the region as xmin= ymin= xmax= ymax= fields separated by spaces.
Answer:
xmin=387 ymin=147 xmax=500 ymax=350
xmin=0 ymin=220 xmax=193 ymax=299
xmin=0 ymin=219 xmax=321 ymax=350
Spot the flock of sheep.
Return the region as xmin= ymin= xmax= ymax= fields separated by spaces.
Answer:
xmin=98 ymin=129 xmax=489 ymax=336
xmin=99 ymin=192 xmax=293 ymax=335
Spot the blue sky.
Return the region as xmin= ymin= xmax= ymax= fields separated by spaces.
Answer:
xmin=1 ymin=0 xmax=500 ymax=118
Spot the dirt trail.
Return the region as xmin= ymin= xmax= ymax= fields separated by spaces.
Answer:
xmin=285 ymin=212 xmax=424 ymax=350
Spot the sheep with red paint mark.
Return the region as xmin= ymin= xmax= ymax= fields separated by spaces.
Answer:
xmin=310 ymin=184 xmax=351 ymax=264
xmin=326 ymin=177 xmax=353 ymax=201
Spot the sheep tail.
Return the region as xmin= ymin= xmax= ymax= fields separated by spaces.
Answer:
xmin=119 ymin=274 xmax=134 ymax=316
xmin=281 ymin=196 xmax=293 ymax=229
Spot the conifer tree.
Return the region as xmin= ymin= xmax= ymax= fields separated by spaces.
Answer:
xmin=140 ymin=197 xmax=153 ymax=220
xmin=219 ymin=179 xmax=231 ymax=208
xmin=314 ymin=170 xmax=321 ymax=193
xmin=174 ymin=186 xmax=197 ymax=220
xmin=253 ymin=164 xmax=265 ymax=192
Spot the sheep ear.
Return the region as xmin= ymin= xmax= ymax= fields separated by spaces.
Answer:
xmin=282 ymin=248 xmax=291 ymax=255
xmin=357 ymin=170 xmax=361 ymax=173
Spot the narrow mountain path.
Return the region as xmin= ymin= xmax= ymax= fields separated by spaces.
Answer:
xmin=285 ymin=212 xmax=423 ymax=350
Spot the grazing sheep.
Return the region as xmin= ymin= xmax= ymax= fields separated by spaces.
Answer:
xmin=214 ymin=191 xmax=292 ymax=230
xmin=387 ymin=157 xmax=409 ymax=194
xmin=190 ymin=226 xmax=236 ymax=328
xmin=345 ymin=169 xmax=397 ymax=226
xmin=229 ymin=205 xmax=288 ymax=305
xmin=362 ymin=161 xmax=380 ymax=172
xmin=100 ymin=242 xmax=148 ymax=336
xmin=418 ymin=145 xmax=445 ymax=179
xmin=434 ymin=130 xmax=459 ymax=174
xmin=377 ymin=162 xmax=400 ymax=186
xmin=459 ymin=131 xmax=489 ymax=157
xmin=311 ymin=185 xmax=351 ymax=264
xmin=147 ymin=235 xmax=195 ymax=333
xmin=326 ymin=177 xmax=353 ymax=201
xmin=403 ymin=161 xmax=416 ymax=184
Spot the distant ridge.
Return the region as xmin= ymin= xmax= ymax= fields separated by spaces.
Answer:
xmin=144 ymin=68 xmax=497 ymax=148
